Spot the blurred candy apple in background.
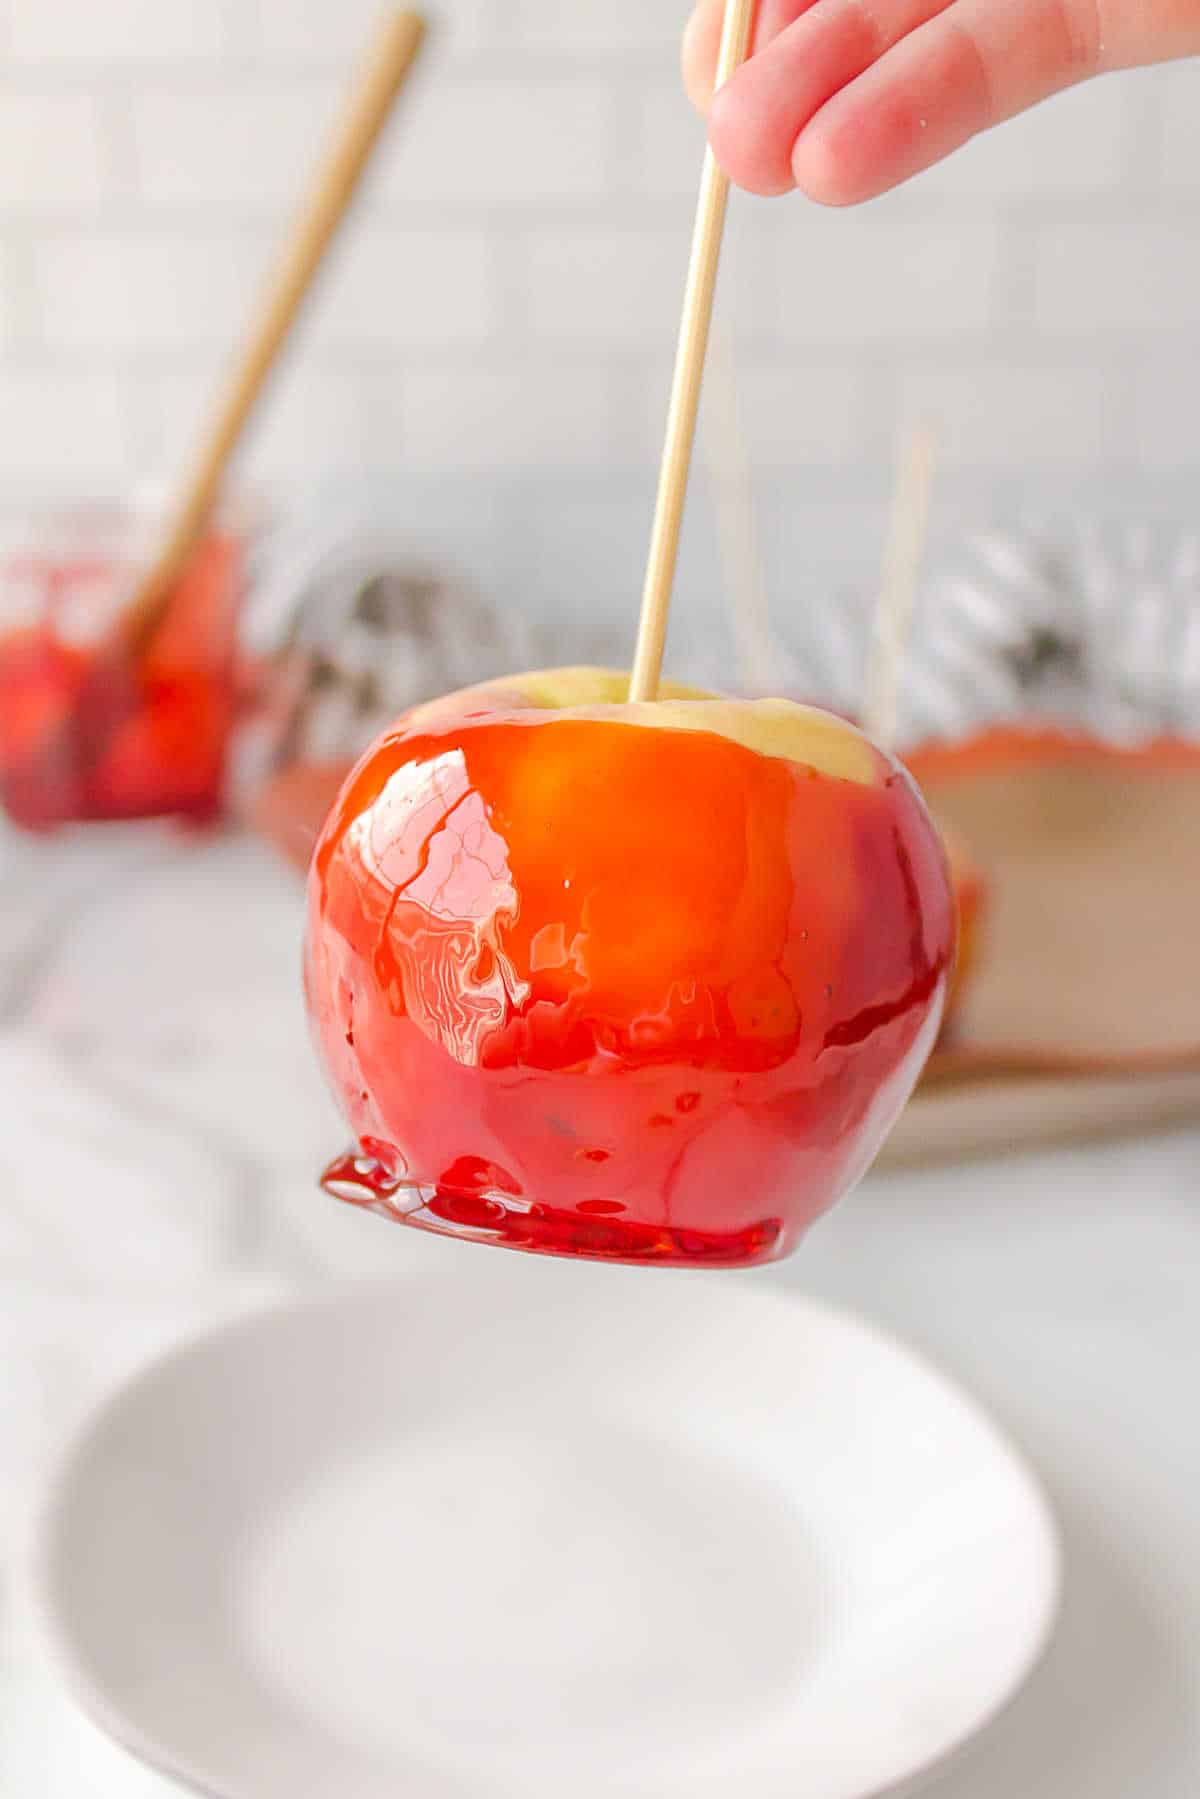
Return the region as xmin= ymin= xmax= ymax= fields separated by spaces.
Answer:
xmin=939 ymin=828 xmax=987 ymax=1030
xmin=304 ymin=668 xmax=955 ymax=1266
xmin=0 ymin=523 xmax=244 ymax=831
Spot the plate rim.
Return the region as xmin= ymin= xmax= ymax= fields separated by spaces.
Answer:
xmin=30 ymin=1273 xmax=1063 ymax=1799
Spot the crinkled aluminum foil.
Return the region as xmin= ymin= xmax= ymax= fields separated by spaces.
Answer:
xmin=790 ymin=523 xmax=1200 ymax=750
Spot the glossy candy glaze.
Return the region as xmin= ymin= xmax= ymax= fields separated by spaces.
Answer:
xmin=305 ymin=674 xmax=955 ymax=1267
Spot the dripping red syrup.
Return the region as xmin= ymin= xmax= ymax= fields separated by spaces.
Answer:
xmin=321 ymin=1148 xmax=783 ymax=1265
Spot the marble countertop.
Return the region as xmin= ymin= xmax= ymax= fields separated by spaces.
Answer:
xmin=1 ymin=820 xmax=1198 ymax=1796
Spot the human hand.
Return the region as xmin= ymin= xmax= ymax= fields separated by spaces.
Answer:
xmin=683 ymin=0 xmax=1200 ymax=204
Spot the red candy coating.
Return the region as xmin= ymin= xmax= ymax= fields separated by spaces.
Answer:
xmin=305 ymin=675 xmax=955 ymax=1267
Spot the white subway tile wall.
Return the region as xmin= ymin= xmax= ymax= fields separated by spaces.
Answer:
xmin=696 ymin=359 xmax=874 ymax=468
xmin=0 ymin=0 xmax=1197 ymax=496
xmin=892 ymin=360 xmax=1128 ymax=470
xmin=0 ymin=96 xmax=107 ymax=217
xmin=255 ymin=0 xmax=501 ymax=58
xmin=306 ymin=227 xmax=496 ymax=346
xmin=1130 ymin=351 xmax=1200 ymax=471
xmin=402 ymin=360 xmax=622 ymax=470
xmin=130 ymin=87 xmax=333 ymax=212
xmin=0 ymin=368 xmax=130 ymax=483
xmin=526 ymin=226 xmax=697 ymax=344
xmin=31 ymin=231 xmax=264 ymax=350
xmin=0 ymin=249 xmax=11 ymax=351
xmin=1159 ymin=65 xmax=1200 ymax=186
xmin=1033 ymin=213 xmax=1200 ymax=335
xmin=774 ymin=210 xmax=1003 ymax=343
xmin=6 ymin=0 xmax=237 ymax=63
xmin=380 ymin=78 xmax=616 ymax=206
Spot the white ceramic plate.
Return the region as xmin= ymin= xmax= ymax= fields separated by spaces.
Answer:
xmin=35 ymin=1261 xmax=1059 ymax=1799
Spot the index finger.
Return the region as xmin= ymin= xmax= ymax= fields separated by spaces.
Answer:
xmin=683 ymin=0 xmax=817 ymax=109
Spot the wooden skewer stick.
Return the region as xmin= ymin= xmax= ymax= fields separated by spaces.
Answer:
xmin=121 ymin=8 xmax=427 ymax=654
xmin=629 ymin=0 xmax=756 ymax=703
xmin=864 ymin=423 xmax=938 ymax=750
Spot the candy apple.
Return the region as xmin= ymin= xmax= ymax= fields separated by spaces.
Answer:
xmin=304 ymin=668 xmax=955 ymax=1267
